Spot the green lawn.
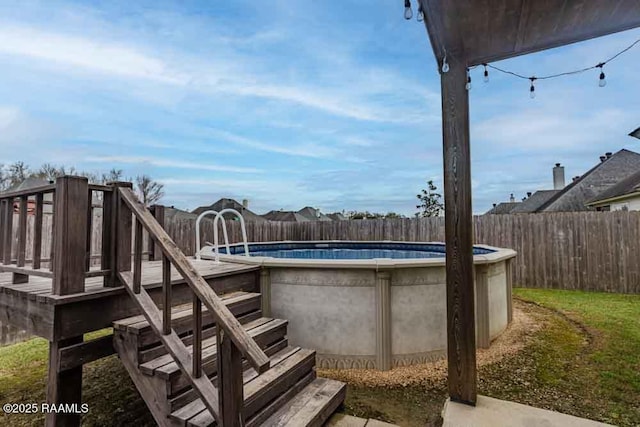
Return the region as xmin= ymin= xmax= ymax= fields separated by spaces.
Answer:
xmin=0 ymin=289 xmax=638 ymax=426
xmin=511 ymin=288 xmax=640 ymax=425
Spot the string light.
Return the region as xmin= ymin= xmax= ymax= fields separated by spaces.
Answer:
xmin=404 ymin=0 xmax=413 ymax=20
xmin=597 ymin=63 xmax=606 ymax=87
xmin=529 ymin=77 xmax=536 ymax=99
xmin=469 ymin=37 xmax=639 ymax=98
xmin=417 ymin=3 xmax=424 ymax=22
xmin=466 ymin=69 xmax=472 ymax=90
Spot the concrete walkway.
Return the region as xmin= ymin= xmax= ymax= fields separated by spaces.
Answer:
xmin=443 ymin=395 xmax=613 ymax=427
xmin=327 ymin=414 xmax=399 ymax=426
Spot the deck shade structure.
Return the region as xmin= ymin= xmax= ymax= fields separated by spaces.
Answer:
xmin=418 ymin=0 xmax=640 ymax=406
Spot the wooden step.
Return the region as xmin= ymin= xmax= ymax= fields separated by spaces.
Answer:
xmin=114 ymin=291 xmax=262 ymax=348
xmin=170 ymin=347 xmax=318 ymax=426
xmin=141 ymin=317 xmax=288 ymax=396
xmin=137 ymin=310 xmax=263 ymax=365
xmin=259 ymin=377 xmax=347 ymax=427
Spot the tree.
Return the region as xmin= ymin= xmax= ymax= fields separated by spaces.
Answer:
xmin=100 ymin=168 xmax=123 ymax=184
xmin=6 ymin=161 xmax=30 ymax=188
xmin=136 ymin=174 xmax=164 ymax=206
xmin=416 ymin=180 xmax=444 ymax=217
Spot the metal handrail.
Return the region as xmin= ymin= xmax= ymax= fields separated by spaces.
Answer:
xmin=213 ymin=209 xmax=250 ymax=262
xmin=195 ymin=210 xmax=230 ymax=260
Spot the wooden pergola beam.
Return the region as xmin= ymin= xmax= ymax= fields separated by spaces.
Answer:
xmin=440 ymin=54 xmax=477 ymax=405
xmin=419 ymin=0 xmax=640 ymax=408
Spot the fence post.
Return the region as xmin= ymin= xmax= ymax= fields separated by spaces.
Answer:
xmin=53 ymin=176 xmax=89 ymax=296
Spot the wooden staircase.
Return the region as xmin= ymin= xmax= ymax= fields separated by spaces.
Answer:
xmin=111 ymin=186 xmax=346 ymax=426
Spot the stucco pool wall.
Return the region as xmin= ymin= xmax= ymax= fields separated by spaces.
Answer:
xmin=200 ymin=241 xmax=516 ymax=370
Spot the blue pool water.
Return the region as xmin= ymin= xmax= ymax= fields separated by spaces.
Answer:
xmin=219 ymin=242 xmax=494 ymax=260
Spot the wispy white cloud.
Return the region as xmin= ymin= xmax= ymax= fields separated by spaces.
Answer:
xmin=206 ymin=128 xmax=345 ymax=159
xmin=85 ymin=156 xmax=262 ymax=174
xmin=0 ymin=23 xmax=434 ymax=124
xmin=0 ymin=26 xmax=190 ymax=84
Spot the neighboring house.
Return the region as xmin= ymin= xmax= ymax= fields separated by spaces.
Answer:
xmin=326 ymin=212 xmax=347 ymax=221
xmin=262 ymin=210 xmax=311 ymax=222
xmin=586 ymin=169 xmax=640 ymax=211
xmin=536 ymin=149 xmax=640 ymax=212
xmin=485 ymin=202 xmax=520 ymax=215
xmin=297 ymin=207 xmax=332 ymax=221
xmin=191 ymin=198 xmax=266 ymax=222
xmin=510 ymin=190 xmax=560 ymax=213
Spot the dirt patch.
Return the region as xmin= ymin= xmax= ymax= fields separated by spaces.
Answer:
xmin=318 ymin=300 xmax=542 ymax=388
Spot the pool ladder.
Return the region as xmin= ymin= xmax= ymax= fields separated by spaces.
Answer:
xmin=195 ymin=208 xmax=250 ymax=262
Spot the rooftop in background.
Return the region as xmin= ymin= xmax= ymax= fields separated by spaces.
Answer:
xmin=510 ymin=190 xmax=560 ymax=213
xmin=631 ymin=127 xmax=640 ymax=139
xmin=191 ymin=198 xmax=266 ymax=222
xmin=537 ymin=149 xmax=640 ymax=212
xmin=262 ymin=210 xmax=311 ymax=222
xmin=296 ymin=207 xmax=332 ymax=222
xmin=586 ymin=169 xmax=640 ymax=207
xmin=485 ymin=202 xmax=520 ymax=215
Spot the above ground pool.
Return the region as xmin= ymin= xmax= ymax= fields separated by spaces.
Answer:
xmin=217 ymin=241 xmax=495 ymax=260
xmin=199 ymin=240 xmax=517 ymax=370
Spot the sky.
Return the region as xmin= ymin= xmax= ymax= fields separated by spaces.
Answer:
xmin=0 ymin=1 xmax=638 ymax=216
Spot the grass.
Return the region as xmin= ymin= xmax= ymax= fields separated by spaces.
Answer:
xmin=0 ymin=290 xmax=638 ymax=426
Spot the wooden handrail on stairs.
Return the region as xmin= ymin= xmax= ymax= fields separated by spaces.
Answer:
xmin=116 ymin=186 xmax=270 ymax=426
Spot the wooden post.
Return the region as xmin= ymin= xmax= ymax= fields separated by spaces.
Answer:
xmin=105 ymin=182 xmax=133 ymax=286
xmin=101 ymin=188 xmax=113 ymax=286
xmin=0 ymin=200 xmax=6 ymax=262
xmin=149 ymin=204 xmax=165 ymax=261
xmin=14 ymin=196 xmax=28 ymax=283
xmin=45 ymin=336 xmax=84 ymax=427
xmin=49 ymin=176 xmax=89 ymax=427
xmin=441 ymin=58 xmax=477 ymax=405
xmin=33 ymin=193 xmax=44 ymax=269
xmin=3 ymin=198 xmax=13 ymax=265
xmin=53 ymin=176 xmax=89 ymax=296
xmin=217 ymin=330 xmax=244 ymax=427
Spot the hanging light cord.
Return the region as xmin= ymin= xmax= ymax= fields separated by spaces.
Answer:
xmin=480 ymin=37 xmax=639 ymax=81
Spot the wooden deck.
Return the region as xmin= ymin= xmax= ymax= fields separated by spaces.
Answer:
xmin=0 ymin=258 xmax=260 ymax=341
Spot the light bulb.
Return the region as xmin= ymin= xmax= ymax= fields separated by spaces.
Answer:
xmin=417 ymin=9 xmax=424 ymax=22
xmin=599 ymin=71 xmax=606 ymax=87
xmin=404 ymin=6 xmax=413 ymax=20
xmin=466 ymin=71 xmax=471 ymax=90
xmin=483 ymin=70 xmax=489 ymax=83
xmin=529 ymin=78 xmax=536 ymax=99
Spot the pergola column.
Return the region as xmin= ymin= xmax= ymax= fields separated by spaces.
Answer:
xmin=440 ymin=56 xmax=477 ymax=405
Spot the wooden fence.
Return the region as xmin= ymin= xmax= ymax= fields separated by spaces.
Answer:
xmin=166 ymin=209 xmax=640 ymax=294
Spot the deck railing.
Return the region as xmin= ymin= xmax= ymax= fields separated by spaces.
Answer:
xmin=116 ymin=185 xmax=269 ymax=425
xmin=0 ymin=176 xmax=119 ymax=294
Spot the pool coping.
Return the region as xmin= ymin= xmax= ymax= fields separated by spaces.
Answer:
xmin=199 ymin=240 xmax=517 ymax=269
